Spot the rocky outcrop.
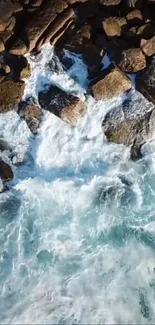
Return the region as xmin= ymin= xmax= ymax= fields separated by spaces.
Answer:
xmin=117 ymin=48 xmax=146 ymax=73
xmin=0 ymin=78 xmax=25 ymax=113
xmin=39 ymin=85 xmax=86 ymax=126
xmin=102 ymin=91 xmax=155 ymax=159
xmin=91 ymin=65 xmax=132 ymax=101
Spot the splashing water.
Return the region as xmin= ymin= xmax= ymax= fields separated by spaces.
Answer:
xmin=0 ymin=44 xmax=155 ymax=324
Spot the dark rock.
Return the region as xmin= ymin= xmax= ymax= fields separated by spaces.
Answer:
xmin=126 ymin=9 xmax=143 ymax=25
xmin=18 ymin=100 xmax=41 ymax=134
xmin=92 ymin=64 xmax=132 ymax=101
xmin=106 ymin=38 xmax=130 ymax=62
xmin=136 ymin=55 xmax=155 ymax=104
xmin=0 ymin=78 xmax=25 ymax=113
xmin=39 ymin=85 xmax=86 ymax=126
xmin=124 ymin=0 xmax=145 ymax=9
xmin=102 ymin=91 xmax=155 ymax=159
xmin=137 ymin=24 xmax=155 ymax=39
xmin=118 ymin=48 xmax=146 ymax=73
xmin=99 ymin=0 xmax=121 ymax=5
xmin=0 ymin=139 xmax=12 ymax=152
xmin=0 ymin=159 xmax=13 ymax=182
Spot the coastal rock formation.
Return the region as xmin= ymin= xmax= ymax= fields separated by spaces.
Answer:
xmin=0 ymin=78 xmax=25 ymax=113
xmin=18 ymin=100 xmax=42 ymax=134
xmin=102 ymin=91 xmax=155 ymax=159
xmin=91 ymin=65 xmax=132 ymax=101
xmin=39 ymin=85 xmax=86 ymax=126
xmin=117 ymin=48 xmax=146 ymax=73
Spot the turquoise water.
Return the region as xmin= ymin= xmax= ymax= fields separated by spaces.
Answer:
xmin=0 ymin=45 xmax=155 ymax=324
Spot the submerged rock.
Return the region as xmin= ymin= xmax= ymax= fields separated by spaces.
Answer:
xmin=102 ymin=91 xmax=155 ymax=160
xmin=91 ymin=64 xmax=132 ymax=101
xmin=18 ymin=100 xmax=41 ymax=134
xmin=0 ymin=159 xmax=13 ymax=182
xmin=39 ymin=85 xmax=86 ymax=126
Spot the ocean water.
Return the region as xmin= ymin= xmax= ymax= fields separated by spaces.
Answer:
xmin=0 ymin=44 xmax=155 ymax=324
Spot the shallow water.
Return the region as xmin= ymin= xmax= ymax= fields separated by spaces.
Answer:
xmin=0 ymin=45 xmax=155 ymax=324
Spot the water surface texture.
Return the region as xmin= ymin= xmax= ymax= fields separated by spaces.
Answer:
xmin=0 ymin=45 xmax=155 ymax=324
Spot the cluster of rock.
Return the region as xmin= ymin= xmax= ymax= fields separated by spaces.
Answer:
xmin=1 ymin=0 xmax=155 ymax=187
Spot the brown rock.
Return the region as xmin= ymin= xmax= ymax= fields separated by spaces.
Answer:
xmin=0 ymin=19 xmax=10 ymax=32
xmin=0 ymin=78 xmax=25 ymax=113
xmin=126 ymin=9 xmax=143 ymax=24
xmin=0 ymin=159 xmax=13 ymax=182
xmin=78 ymin=25 xmax=91 ymax=40
xmin=39 ymin=85 xmax=86 ymax=126
xmin=50 ymin=20 xmax=74 ymax=46
xmin=42 ymin=8 xmax=75 ymax=44
xmin=66 ymin=0 xmax=87 ymax=3
xmin=18 ymin=101 xmax=41 ymax=134
xmin=20 ymin=63 xmax=31 ymax=79
xmin=141 ymin=36 xmax=155 ymax=56
xmin=0 ymin=31 xmax=12 ymax=44
xmin=6 ymin=16 xmax=16 ymax=32
xmin=99 ymin=0 xmax=121 ymax=5
xmin=118 ymin=48 xmax=146 ymax=73
xmin=92 ymin=64 xmax=132 ymax=101
xmin=103 ymin=16 xmax=127 ymax=37
xmin=0 ymin=39 xmax=5 ymax=52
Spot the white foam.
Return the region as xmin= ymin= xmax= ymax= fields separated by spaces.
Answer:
xmin=0 ymin=44 xmax=155 ymax=324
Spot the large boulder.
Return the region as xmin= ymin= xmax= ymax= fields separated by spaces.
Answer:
xmin=39 ymin=85 xmax=86 ymax=126
xmin=18 ymin=100 xmax=41 ymax=134
xmin=136 ymin=55 xmax=155 ymax=104
xmin=103 ymin=16 xmax=127 ymax=37
xmin=0 ymin=159 xmax=13 ymax=182
xmin=102 ymin=90 xmax=155 ymax=159
xmin=0 ymin=78 xmax=25 ymax=113
xmin=140 ymin=36 xmax=155 ymax=56
xmin=117 ymin=48 xmax=146 ymax=73
xmin=91 ymin=64 xmax=132 ymax=101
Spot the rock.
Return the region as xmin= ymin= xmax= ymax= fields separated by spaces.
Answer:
xmin=103 ymin=16 xmax=127 ymax=37
xmin=126 ymin=9 xmax=143 ymax=25
xmin=137 ymin=24 xmax=155 ymax=39
xmin=50 ymin=20 xmax=74 ymax=46
xmin=39 ymin=85 xmax=86 ymax=126
xmin=41 ymin=8 xmax=75 ymax=45
xmin=102 ymin=90 xmax=155 ymax=159
xmin=99 ymin=0 xmax=121 ymax=5
xmin=95 ymin=34 xmax=107 ymax=52
xmin=92 ymin=64 xmax=132 ymax=101
xmin=0 ymin=39 xmax=5 ymax=52
xmin=82 ymin=42 xmax=103 ymax=78
xmin=140 ymin=36 xmax=155 ymax=56
xmin=11 ymin=0 xmax=68 ymax=53
xmin=0 ymin=78 xmax=25 ymax=113
xmin=18 ymin=100 xmax=41 ymax=134
xmin=77 ymin=25 xmax=91 ymax=40
xmin=3 ymin=53 xmax=28 ymax=79
xmin=118 ymin=48 xmax=146 ymax=73
xmin=0 ymin=139 xmax=12 ymax=152
xmin=0 ymin=159 xmax=13 ymax=182
xmin=20 ymin=63 xmax=31 ymax=79
xmin=106 ymin=38 xmax=130 ymax=61
xmin=9 ymin=38 xmax=28 ymax=56
xmin=0 ymin=31 xmax=12 ymax=44
xmin=136 ymin=55 xmax=155 ymax=104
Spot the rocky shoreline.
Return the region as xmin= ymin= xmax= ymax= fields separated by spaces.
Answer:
xmin=1 ymin=0 xmax=155 ymax=188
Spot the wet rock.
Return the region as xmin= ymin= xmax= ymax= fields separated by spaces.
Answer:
xmin=103 ymin=16 xmax=127 ymax=37
xmin=0 ymin=159 xmax=13 ymax=182
xmin=118 ymin=48 xmax=146 ymax=73
xmin=99 ymin=0 xmax=121 ymax=5
xmin=102 ymin=91 xmax=155 ymax=159
xmin=91 ymin=64 xmax=132 ymax=101
xmin=39 ymin=85 xmax=86 ymax=126
xmin=9 ymin=38 xmax=28 ymax=56
xmin=0 ymin=78 xmax=25 ymax=113
xmin=18 ymin=100 xmax=41 ymax=134
xmin=20 ymin=63 xmax=31 ymax=79
xmin=137 ymin=24 xmax=155 ymax=39
xmin=126 ymin=9 xmax=143 ymax=25
xmin=136 ymin=55 xmax=155 ymax=104
xmin=56 ymin=50 xmax=74 ymax=70
xmin=140 ymin=36 xmax=155 ymax=56
xmin=0 ymin=139 xmax=12 ymax=152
